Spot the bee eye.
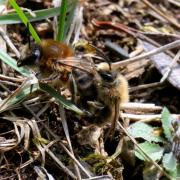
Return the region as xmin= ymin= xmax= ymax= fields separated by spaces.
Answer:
xmin=99 ymin=71 xmax=115 ymax=83
xmin=17 ymin=44 xmax=41 ymax=67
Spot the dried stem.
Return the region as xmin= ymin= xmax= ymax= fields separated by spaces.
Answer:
xmin=112 ymin=39 xmax=180 ymax=68
xmin=141 ymin=0 xmax=180 ymax=29
xmin=129 ymin=82 xmax=163 ymax=92
xmin=121 ymin=102 xmax=162 ymax=112
xmin=59 ymin=104 xmax=82 ymax=179
xmin=160 ymin=50 xmax=180 ymax=82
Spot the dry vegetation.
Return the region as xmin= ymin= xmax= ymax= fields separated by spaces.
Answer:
xmin=0 ymin=0 xmax=180 ymax=179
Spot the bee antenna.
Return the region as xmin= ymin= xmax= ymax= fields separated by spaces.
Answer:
xmin=89 ymin=43 xmax=111 ymax=70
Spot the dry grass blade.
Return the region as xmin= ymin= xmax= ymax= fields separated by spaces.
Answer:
xmin=160 ymin=50 xmax=180 ymax=82
xmin=0 ymin=27 xmax=20 ymax=58
xmin=59 ymin=141 xmax=92 ymax=178
xmin=65 ymin=1 xmax=83 ymax=44
xmin=129 ymin=82 xmax=163 ymax=92
xmin=121 ymin=113 xmax=180 ymax=122
xmin=1 ymin=117 xmax=31 ymax=152
xmin=34 ymin=166 xmax=54 ymax=180
xmin=142 ymin=41 xmax=180 ymax=90
xmin=1 ymin=0 xmax=179 ymax=179
xmin=1 ymin=115 xmax=51 ymax=170
xmin=167 ymin=0 xmax=180 ymax=7
xmin=45 ymin=147 xmax=77 ymax=179
xmin=141 ymin=0 xmax=180 ymax=29
xmin=0 ymin=75 xmax=39 ymax=113
xmin=21 ymin=102 xmax=80 ymax=178
xmin=0 ymin=138 xmax=17 ymax=151
xmin=59 ymin=104 xmax=81 ymax=179
xmin=27 ymin=119 xmax=46 ymax=166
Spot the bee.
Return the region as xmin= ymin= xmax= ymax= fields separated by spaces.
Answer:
xmin=18 ymin=39 xmax=129 ymax=140
xmin=74 ymin=62 xmax=129 ymax=131
xmin=17 ymin=39 xmax=95 ymax=87
xmin=17 ymin=39 xmax=74 ymax=80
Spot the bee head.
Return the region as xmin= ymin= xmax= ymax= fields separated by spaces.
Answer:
xmin=17 ymin=44 xmax=42 ymax=67
xmin=98 ymin=70 xmax=117 ymax=88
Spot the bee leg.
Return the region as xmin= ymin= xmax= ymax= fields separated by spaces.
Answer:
xmin=112 ymin=99 xmax=120 ymax=137
xmin=105 ymin=99 xmax=120 ymax=141
xmin=87 ymin=101 xmax=105 ymax=110
xmin=82 ymin=109 xmax=94 ymax=118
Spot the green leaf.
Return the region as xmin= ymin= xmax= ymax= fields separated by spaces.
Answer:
xmin=0 ymin=49 xmax=31 ymax=76
xmin=162 ymin=152 xmax=177 ymax=171
xmin=177 ymin=163 xmax=180 ymax=178
xmin=0 ymin=7 xmax=60 ymax=24
xmin=161 ymin=107 xmax=173 ymax=140
xmin=135 ymin=142 xmax=164 ymax=161
xmin=128 ymin=122 xmax=164 ymax=143
xmin=57 ymin=0 xmax=68 ymax=41
xmin=39 ymin=83 xmax=83 ymax=115
xmin=9 ymin=0 xmax=41 ymax=43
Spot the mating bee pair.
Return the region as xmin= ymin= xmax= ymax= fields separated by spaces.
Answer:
xmin=17 ymin=39 xmax=129 ymax=133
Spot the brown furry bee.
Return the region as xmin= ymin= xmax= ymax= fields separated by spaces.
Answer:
xmin=74 ymin=62 xmax=129 ymax=129
xmin=17 ymin=39 xmax=75 ymax=83
xmin=18 ymin=39 xmax=129 ymax=135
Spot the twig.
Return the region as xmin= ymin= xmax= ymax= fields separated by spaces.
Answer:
xmin=167 ymin=0 xmax=180 ymax=7
xmin=121 ymin=113 xmax=161 ymax=121
xmin=129 ymin=46 xmax=144 ymax=57
xmin=129 ymin=82 xmax=162 ymax=92
xmin=121 ymin=113 xmax=180 ymax=121
xmin=111 ymin=39 xmax=180 ymax=69
xmin=0 ymin=83 xmax=11 ymax=93
xmin=121 ymin=102 xmax=162 ymax=112
xmin=0 ymin=27 xmax=20 ymax=58
xmin=22 ymin=104 xmax=78 ymax=179
xmin=59 ymin=142 xmax=92 ymax=178
xmin=160 ymin=50 xmax=180 ymax=82
xmin=0 ymin=74 xmax=24 ymax=83
xmin=0 ymin=80 xmax=19 ymax=87
xmin=45 ymin=147 xmax=77 ymax=179
xmin=23 ymin=103 xmax=91 ymax=178
xmin=141 ymin=0 xmax=180 ymax=29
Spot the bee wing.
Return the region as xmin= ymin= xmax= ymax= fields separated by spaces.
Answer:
xmin=55 ymin=57 xmax=96 ymax=74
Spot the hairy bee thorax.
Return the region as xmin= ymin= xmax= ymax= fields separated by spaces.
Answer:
xmin=96 ymin=70 xmax=129 ymax=105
